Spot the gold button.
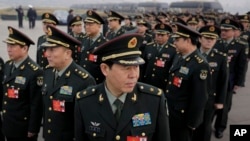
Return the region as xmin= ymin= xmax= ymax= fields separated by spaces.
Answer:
xmin=166 ymin=90 xmax=169 ymax=93
xmin=85 ymin=58 xmax=88 ymax=61
xmin=172 ymin=73 xmax=174 ymax=76
xmin=83 ymin=65 xmax=86 ymax=67
xmin=48 ymin=130 xmax=51 ymax=134
xmin=5 ymin=93 xmax=7 ymax=96
xmin=3 ymin=110 xmax=6 ymax=113
xmin=24 ymin=117 xmax=27 ymax=120
xmin=181 ymin=110 xmax=185 ymax=113
xmin=4 ymin=101 xmax=7 ymax=105
xmin=142 ymin=132 xmax=146 ymax=136
xmin=6 ymin=84 xmax=9 ymax=87
xmin=49 ymin=107 xmax=52 ymax=111
xmin=115 ymin=135 xmax=120 ymax=140
xmin=153 ymin=68 xmax=156 ymax=71
xmin=214 ymin=93 xmax=216 ymax=96
xmin=93 ymin=133 xmax=97 ymax=137
xmin=169 ymin=82 xmax=172 ymax=85
xmin=152 ymin=74 xmax=155 ymax=77
xmin=48 ymin=118 xmax=51 ymax=122
xmin=49 ymin=96 xmax=53 ymax=99
xmin=87 ymin=51 xmax=89 ymax=54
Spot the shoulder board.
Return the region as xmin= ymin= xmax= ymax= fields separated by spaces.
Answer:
xmin=74 ymin=67 xmax=89 ymax=79
xmin=137 ymin=82 xmax=163 ymax=96
xmin=236 ymin=39 xmax=248 ymax=45
xmin=146 ymin=42 xmax=155 ymax=46
xmin=6 ymin=60 xmax=12 ymax=65
xmin=27 ymin=61 xmax=40 ymax=71
xmin=45 ymin=65 xmax=52 ymax=69
xmin=145 ymin=33 xmax=152 ymax=37
xmin=215 ymin=50 xmax=227 ymax=57
xmin=76 ymin=85 xmax=97 ymax=100
xmin=194 ymin=55 xmax=204 ymax=63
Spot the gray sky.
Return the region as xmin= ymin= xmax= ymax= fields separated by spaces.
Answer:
xmin=0 ymin=0 xmax=249 ymax=14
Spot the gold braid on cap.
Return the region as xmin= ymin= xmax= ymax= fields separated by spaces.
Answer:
xmin=8 ymin=37 xmax=26 ymax=46
xmin=102 ymin=51 xmax=141 ymax=61
xmin=47 ymin=38 xmax=70 ymax=47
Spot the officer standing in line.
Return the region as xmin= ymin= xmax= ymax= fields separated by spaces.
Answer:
xmin=80 ymin=10 xmax=107 ymax=84
xmin=68 ymin=15 xmax=86 ymax=64
xmin=122 ymin=15 xmax=135 ymax=31
xmin=213 ymin=18 xmax=248 ymax=138
xmin=37 ymin=13 xmax=58 ymax=69
xmin=105 ymin=10 xmax=126 ymax=40
xmin=75 ymin=34 xmax=171 ymax=141
xmin=140 ymin=23 xmax=176 ymax=91
xmin=186 ymin=16 xmax=199 ymax=31
xmin=2 ymin=26 xmax=43 ymax=141
xmin=0 ymin=57 xmax=5 ymax=141
xmin=192 ymin=25 xmax=229 ymax=141
xmin=41 ymin=25 xmax=95 ymax=141
xmin=165 ymin=23 xmax=210 ymax=141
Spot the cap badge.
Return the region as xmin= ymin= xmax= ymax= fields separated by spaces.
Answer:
xmin=209 ymin=26 xmax=215 ymax=32
xmin=244 ymin=15 xmax=248 ymax=19
xmin=47 ymin=27 xmax=52 ymax=36
xmin=225 ymin=19 xmax=230 ymax=24
xmin=76 ymin=16 xmax=80 ymax=20
xmin=8 ymin=28 xmax=13 ymax=35
xmin=160 ymin=24 xmax=165 ymax=29
xmin=88 ymin=10 xmax=92 ymax=16
xmin=128 ymin=37 xmax=137 ymax=48
xmin=45 ymin=13 xmax=50 ymax=18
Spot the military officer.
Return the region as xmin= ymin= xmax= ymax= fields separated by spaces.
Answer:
xmin=75 ymin=34 xmax=171 ymax=141
xmin=2 ymin=26 xmax=43 ymax=141
xmin=68 ymin=15 xmax=86 ymax=64
xmin=186 ymin=16 xmax=199 ymax=31
xmin=122 ymin=15 xmax=135 ymax=31
xmin=192 ymin=25 xmax=229 ymax=141
xmin=79 ymin=10 xmax=107 ymax=84
xmin=41 ymin=25 xmax=96 ymax=141
xmin=37 ymin=12 xmax=58 ymax=69
xmin=0 ymin=57 xmax=5 ymax=141
xmin=140 ymin=23 xmax=176 ymax=91
xmin=105 ymin=10 xmax=126 ymax=40
xmin=213 ymin=18 xmax=248 ymax=138
xmin=238 ymin=14 xmax=250 ymax=60
xmin=166 ymin=23 xmax=210 ymax=141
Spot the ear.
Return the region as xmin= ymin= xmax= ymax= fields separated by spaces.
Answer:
xmin=198 ymin=37 xmax=202 ymax=43
xmin=100 ymin=63 xmax=109 ymax=76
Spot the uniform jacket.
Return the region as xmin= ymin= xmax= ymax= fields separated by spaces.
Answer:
xmin=141 ymin=42 xmax=176 ymax=91
xmin=165 ymin=50 xmax=210 ymax=128
xmin=105 ymin=27 xmax=126 ymax=40
xmin=241 ymin=31 xmax=250 ymax=59
xmin=75 ymin=82 xmax=171 ymax=141
xmin=205 ymin=49 xmax=229 ymax=105
xmin=37 ymin=35 xmax=48 ymax=69
xmin=68 ymin=32 xmax=86 ymax=64
xmin=0 ymin=57 xmax=4 ymax=110
xmin=42 ymin=61 xmax=96 ymax=141
xmin=213 ymin=39 xmax=248 ymax=89
xmin=2 ymin=57 xmax=43 ymax=138
xmin=80 ymin=35 xmax=107 ymax=84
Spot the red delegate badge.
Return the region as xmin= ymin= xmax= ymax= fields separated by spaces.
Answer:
xmin=88 ymin=54 xmax=97 ymax=62
xmin=7 ymin=88 xmax=19 ymax=99
xmin=127 ymin=136 xmax=147 ymax=141
xmin=173 ymin=76 xmax=182 ymax=87
xmin=155 ymin=60 xmax=165 ymax=67
xmin=52 ymin=100 xmax=65 ymax=112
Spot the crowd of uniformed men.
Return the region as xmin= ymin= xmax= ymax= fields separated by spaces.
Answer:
xmin=0 ymin=8 xmax=249 ymax=141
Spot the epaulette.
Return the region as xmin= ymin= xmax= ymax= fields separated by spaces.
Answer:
xmin=45 ymin=65 xmax=52 ymax=69
xmin=194 ymin=55 xmax=204 ymax=63
xmin=6 ymin=60 xmax=12 ymax=65
xmin=146 ymin=42 xmax=155 ymax=46
xmin=137 ymin=82 xmax=163 ymax=96
xmin=214 ymin=49 xmax=227 ymax=57
xmin=74 ymin=67 xmax=89 ymax=79
xmin=27 ymin=61 xmax=39 ymax=71
xmin=76 ymin=86 xmax=97 ymax=100
xmin=168 ymin=43 xmax=175 ymax=48
xmin=236 ymin=39 xmax=248 ymax=45
xmin=145 ymin=33 xmax=152 ymax=37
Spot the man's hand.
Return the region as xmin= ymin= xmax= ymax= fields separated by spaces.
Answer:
xmin=214 ymin=103 xmax=224 ymax=109
xmin=27 ymin=132 xmax=36 ymax=138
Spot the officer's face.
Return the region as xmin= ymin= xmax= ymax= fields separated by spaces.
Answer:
xmin=188 ymin=23 xmax=198 ymax=30
xmin=241 ymin=22 xmax=249 ymax=30
xmin=199 ymin=36 xmax=217 ymax=49
xmin=220 ymin=29 xmax=234 ymax=40
xmin=155 ymin=33 xmax=169 ymax=45
xmin=108 ymin=19 xmax=119 ymax=30
xmin=7 ymin=44 xmax=27 ymax=62
xmin=173 ymin=37 xmax=189 ymax=54
xmin=85 ymin=22 xmax=101 ymax=37
xmin=72 ymin=24 xmax=83 ymax=34
xmin=101 ymin=63 xmax=139 ymax=95
xmin=137 ymin=24 xmax=147 ymax=34
xmin=45 ymin=47 xmax=72 ymax=70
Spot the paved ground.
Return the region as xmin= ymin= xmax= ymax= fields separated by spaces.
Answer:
xmin=0 ymin=20 xmax=249 ymax=141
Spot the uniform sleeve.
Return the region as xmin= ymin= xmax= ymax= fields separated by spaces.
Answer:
xmin=186 ymin=63 xmax=209 ymax=128
xmin=215 ymin=56 xmax=229 ymax=104
xmin=235 ymin=45 xmax=248 ymax=86
xmin=75 ymin=99 xmax=88 ymax=141
xmin=154 ymin=94 xmax=171 ymax=141
xmin=0 ymin=59 xmax=4 ymax=111
xmin=28 ymin=69 xmax=43 ymax=133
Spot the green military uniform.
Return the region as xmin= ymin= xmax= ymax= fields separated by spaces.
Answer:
xmin=79 ymin=10 xmax=107 ymax=84
xmin=0 ymin=57 xmax=5 ymax=141
xmin=165 ymin=23 xmax=210 ymax=141
xmin=2 ymin=26 xmax=43 ymax=140
xmin=140 ymin=23 xmax=176 ymax=91
xmin=37 ymin=13 xmax=58 ymax=69
xmin=75 ymin=34 xmax=171 ymax=141
xmin=105 ymin=10 xmax=126 ymax=40
xmin=68 ymin=15 xmax=86 ymax=64
xmin=42 ymin=25 xmax=96 ymax=141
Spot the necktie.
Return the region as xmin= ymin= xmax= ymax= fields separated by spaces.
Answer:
xmin=54 ymin=71 xmax=60 ymax=86
xmin=114 ymin=99 xmax=123 ymax=122
xmin=11 ymin=65 xmax=17 ymax=74
xmin=202 ymin=53 xmax=207 ymax=58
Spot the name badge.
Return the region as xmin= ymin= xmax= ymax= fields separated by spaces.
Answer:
xmin=15 ymin=76 xmax=26 ymax=84
xmin=52 ymin=100 xmax=65 ymax=112
xmin=60 ymin=86 xmax=73 ymax=95
xmin=7 ymin=88 xmax=19 ymax=99
xmin=179 ymin=66 xmax=189 ymax=75
xmin=132 ymin=113 xmax=151 ymax=127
